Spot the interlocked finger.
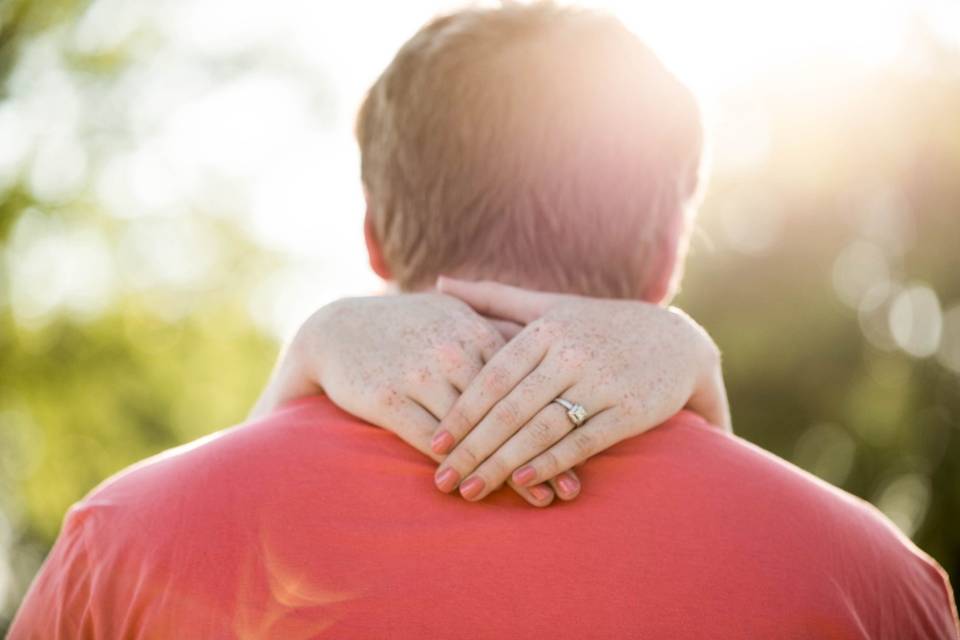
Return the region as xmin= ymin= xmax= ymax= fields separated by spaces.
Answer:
xmin=409 ymin=381 xmax=461 ymax=421
xmin=454 ymin=402 xmax=575 ymax=501
xmin=383 ymin=399 xmax=443 ymax=461
xmin=388 ymin=397 xmax=558 ymax=506
xmin=509 ymin=408 xmax=620 ymax=487
xmin=433 ymin=365 xmax=568 ymax=493
xmin=431 ymin=326 xmax=553 ymax=455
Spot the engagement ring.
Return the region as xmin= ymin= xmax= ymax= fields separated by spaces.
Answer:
xmin=552 ymin=397 xmax=588 ymax=427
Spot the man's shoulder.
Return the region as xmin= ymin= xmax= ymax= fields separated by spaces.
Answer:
xmin=647 ymin=413 xmax=934 ymax=561
xmin=651 ymin=412 xmax=904 ymax=531
xmin=10 ymin=398 xmax=365 ymax=638
xmin=631 ymin=413 xmax=958 ymax=636
xmin=55 ymin=396 xmax=378 ymax=571
xmin=16 ymin=400 xmax=957 ymax=639
xmin=84 ymin=396 xmax=369 ymax=505
xmin=34 ymin=398 xmax=403 ymax=623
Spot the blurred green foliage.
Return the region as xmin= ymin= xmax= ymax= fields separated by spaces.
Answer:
xmin=1 ymin=0 xmax=959 ymax=633
xmin=678 ymin=45 xmax=960 ymax=584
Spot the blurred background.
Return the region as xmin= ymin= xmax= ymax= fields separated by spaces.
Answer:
xmin=1 ymin=0 xmax=959 ymax=628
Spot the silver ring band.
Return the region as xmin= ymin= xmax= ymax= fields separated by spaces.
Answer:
xmin=552 ymin=397 xmax=588 ymax=427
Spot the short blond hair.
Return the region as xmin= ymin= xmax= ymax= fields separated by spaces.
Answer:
xmin=357 ymin=2 xmax=704 ymax=299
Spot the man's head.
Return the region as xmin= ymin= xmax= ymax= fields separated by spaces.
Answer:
xmin=357 ymin=2 xmax=704 ymax=303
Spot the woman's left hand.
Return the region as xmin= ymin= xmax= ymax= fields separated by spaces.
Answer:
xmin=430 ymin=276 xmax=731 ymax=502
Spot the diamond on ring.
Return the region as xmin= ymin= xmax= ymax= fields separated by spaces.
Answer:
xmin=553 ymin=398 xmax=588 ymax=427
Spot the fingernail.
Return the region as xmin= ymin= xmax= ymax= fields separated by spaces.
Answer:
xmin=435 ymin=467 xmax=459 ymax=492
xmin=459 ymin=476 xmax=485 ymax=500
xmin=431 ymin=430 xmax=454 ymax=454
xmin=529 ymin=484 xmax=552 ymax=502
xmin=513 ymin=465 xmax=537 ymax=486
xmin=557 ymin=473 xmax=580 ymax=496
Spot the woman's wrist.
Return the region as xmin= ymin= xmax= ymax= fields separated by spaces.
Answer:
xmin=662 ymin=306 xmax=730 ymax=431
xmin=249 ymin=307 xmax=330 ymax=419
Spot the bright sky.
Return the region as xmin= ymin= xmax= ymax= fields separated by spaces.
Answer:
xmin=3 ymin=0 xmax=959 ymax=340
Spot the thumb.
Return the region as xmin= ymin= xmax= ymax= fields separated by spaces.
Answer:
xmin=436 ymin=276 xmax=566 ymax=324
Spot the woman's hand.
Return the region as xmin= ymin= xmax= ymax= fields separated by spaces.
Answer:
xmin=249 ymin=293 xmax=568 ymax=506
xmin=430 ymin=276 xmax=731 ymax=502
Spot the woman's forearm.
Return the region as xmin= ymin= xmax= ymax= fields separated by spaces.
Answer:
xmin=667 ymin=306 xmax=731 ymax=432
xmin=248 ymin=312 xmax=326 ymax=420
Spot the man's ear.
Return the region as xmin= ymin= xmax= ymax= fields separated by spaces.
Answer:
xmin=364 ymin=210 xmax=392 ymax=281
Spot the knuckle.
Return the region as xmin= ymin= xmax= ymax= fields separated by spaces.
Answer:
xmin=460 ymin=360 xmax=483 ymax=380
xmin=483 ymin=366 xmax=512 ymax=396
xmin=429 ymin=341 xmax=465 ymax=370
xmin=535 ymin=449 xmax=561 ymax=477
xmin=450 ymin=365 xmax=482 ymax=393
xmin=480 ymin=456 xmax=510 ymax=483
xmin=436 ymin=342 xmax=464 ymax=367
xmin=403 ymin=364 xmax=432 ymax=386
xmin=491 ymin=399 xmax=523 ymax=428
xmin=571 ymin=430 xmax=596 ymax=457
xmin=479 ymin=330 xmax=505 ymax=355
xmin=452 ymin=445 xmax=480 ymax=469
xmin=520 ymin=368 xmax=547 ymax=391
xmin=536 ymin=317 xmax=565 ymax=340
xmin=442 ymin=404 xmax=473 ymax=438
xmin=408 ymin=420 xmax=434 ymax=442
xmin=526 ymin=418 xmax=557 ymax=448
xmin=371 ymin=384 xmax=401 ymax=408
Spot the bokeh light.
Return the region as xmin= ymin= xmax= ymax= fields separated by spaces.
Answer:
xmin=889 ymin=284 xmax=943 ymax=358
xmin=875 ymin=473 xmax=934 ymax=539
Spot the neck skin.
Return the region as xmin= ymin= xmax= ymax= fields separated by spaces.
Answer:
xmin=395 ymin=270 xmax=674 ymax=306
xmin=363 ymin=208 xmax=680 ymax=304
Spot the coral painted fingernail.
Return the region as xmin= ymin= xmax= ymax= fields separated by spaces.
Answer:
xmin=529 ymin=484 xmax=552 ymax=502
xmin=557 ymin=474 xmax=580 ymax=496
xmin=431 ymin=430 xmax=455 ymax=454
xmin=435 ymin=468 xmax=459 ymax=492
xmin=459 ymin=476 xmax=486 ymax=500
xmin=513 ymin=465 xmax=537 ymax=486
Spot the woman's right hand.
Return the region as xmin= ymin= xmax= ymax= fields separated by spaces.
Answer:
xmin=430 ymin=277 xmax=731 ymax=503
xmin=249 ymin=293 xmax=569 ymax=506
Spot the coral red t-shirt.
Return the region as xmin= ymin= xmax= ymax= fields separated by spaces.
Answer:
xmin=11 ymin=396 xmax=959 ymax=638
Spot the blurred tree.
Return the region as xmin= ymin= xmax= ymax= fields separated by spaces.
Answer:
xmin=0 ymin=0 xmax=284 ymax=629
xmin=0 ymin=0 xmax=84 ymax=82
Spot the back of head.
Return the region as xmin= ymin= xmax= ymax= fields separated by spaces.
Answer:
xmin=357 ymin=2 xmax=704 ymax=300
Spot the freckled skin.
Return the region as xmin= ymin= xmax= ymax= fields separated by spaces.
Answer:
xmin=251 ymin=289 xmax=729 ymax=507
xmin=314 ymin=294 xmax=502 ymax=430
xmin=410 ymin=283 xmax=729 ymax=499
